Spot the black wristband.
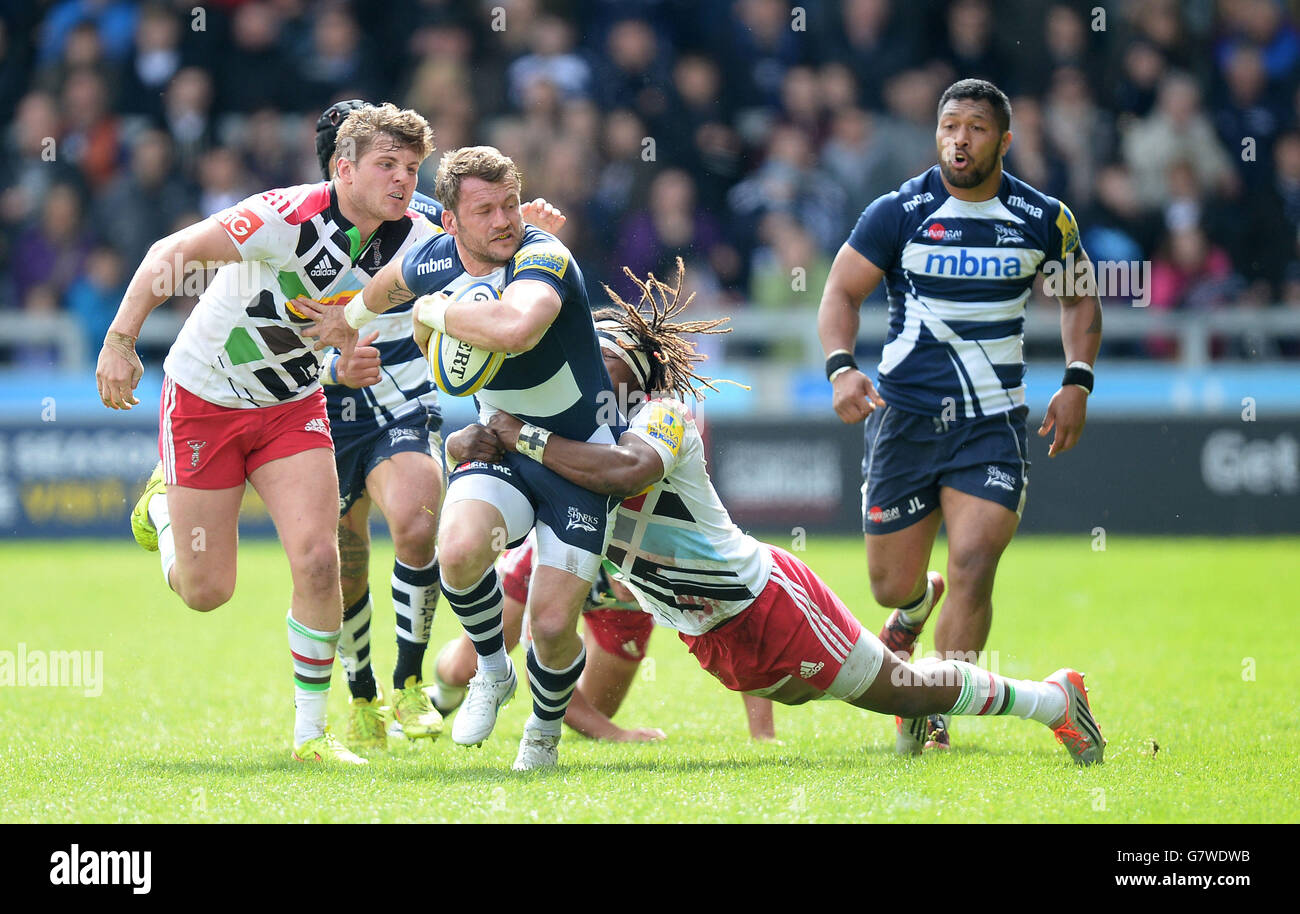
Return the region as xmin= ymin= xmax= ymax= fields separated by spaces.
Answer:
xmin=1062 ymin=366 xmax=1094 ymax=394
xmin=825 ymin=350 xmax=858 ymax=381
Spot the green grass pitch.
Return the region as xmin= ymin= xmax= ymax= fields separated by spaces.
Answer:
xmin=2 ymin=535 xmax=1296 ymax=823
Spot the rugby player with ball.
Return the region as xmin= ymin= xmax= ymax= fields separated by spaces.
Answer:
xmin=453 ymin=262 xmax=1104 ymax=765
xmin=304 ymin=146 xmax=624 ymax=771
xmin=309 ymin=101 xmax=567 ymax=753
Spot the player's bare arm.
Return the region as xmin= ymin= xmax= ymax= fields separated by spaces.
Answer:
xmin=415 ymin=279 xmax=562 ymax=354
xmin=1038 ymin=252 xmax=1103 ymax=458
xmin=96 ymin=217 xmax=240 ymax=410
xmin=486 ymin=411 xmax=664 ymax=497
xmin=296 ymin=254 xmax=412 ymax=355
xmin=817 ymin=243 xmax=887 ymax=424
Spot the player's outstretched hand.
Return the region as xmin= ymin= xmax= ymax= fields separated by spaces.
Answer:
xmin=521 ymin=197 xmax=566 ymax=235
xmin=335 ymin=330 xmax=381 ymax=388
xmin=96 ymin=331 xmax=143 ymax=410
xmin=614 ymin=726 xmax=667 ymax=742
xmin=831 ymin=368 xmax=885 ymax=424
xmin=444 ymin=423 xmax=505 ymax=464
xmin=296 ymin=296 xmax=358 ymax=353
xmin=485 ymin=410 xmax=525 ymax=450
xmin=1038 ymin=385 xmax=1088 ymax=457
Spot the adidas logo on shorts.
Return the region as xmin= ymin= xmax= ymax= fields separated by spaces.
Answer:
xmin=304 ymin=418 xmax=329 ymax=434
xmin=799 ymin=661 xmax=824 ymax=679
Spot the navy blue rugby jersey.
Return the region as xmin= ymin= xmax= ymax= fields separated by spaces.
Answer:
xmin=408 ymin=190 xmax=442 ymax=221
xmin=323 ymin=190 xmax=444 ymax=437
xmin=847 ymin=165 xmax=1083 ymax=418
xmin=401 ymin=225 xmax=616 ymax=444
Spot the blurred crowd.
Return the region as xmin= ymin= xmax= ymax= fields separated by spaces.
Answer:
xmin=3 ymin=0 xmax=1300 ymax=367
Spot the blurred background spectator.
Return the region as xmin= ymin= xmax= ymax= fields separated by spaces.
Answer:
xmin=0 ymin=0 xmax=1294 ymax=368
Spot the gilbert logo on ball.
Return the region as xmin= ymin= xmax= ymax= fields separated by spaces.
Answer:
xmin=430 ymin=281 xmax=506 ymax=397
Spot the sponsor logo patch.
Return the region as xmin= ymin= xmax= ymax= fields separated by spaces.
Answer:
xmin=304 ymin=417 xmax=329 ymax=434
xmin=456 ymin=460 xmax=512 ymax=475
xmin=994 ymin=223 xmax=1024 ymax=246
xmin=925 ymin=222 xmax=962 ymax=242
xmin=388 ymin=427 xmax=421 ymax=444
xmin=309 ymin=254 xmax=337 ymax=278
xmin=901 ymin=191 xmax=935 ymax=213
xmin=867 ymin=504 xmax=902 ymax=524
xmin=1007 ymin=194 xmax=1043 ymax=219
xmin=984 ymin=465 xmax=1017 ymax=491
xmin=217 ymin=207 xmax=264 ymax=243
xmin=415 ymin=256 xmax=454 ymax=276
xmin=513 ymin=244 xmax=569 ymax=279
xmin=643 ymin=404 xmax=684 ymax=455
xmin=566 ymin=505 xmax=599 ymax=533
xmin=799 ymin=660 xmax=825 ymax=679
xmin=1056 ymin=202 xmax=1080 ymax=257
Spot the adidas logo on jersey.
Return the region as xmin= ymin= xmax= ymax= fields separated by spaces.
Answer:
xmin=799 ymin=661 xmax=824 ymax=679
xmin=309 ymin=255 xmax=337 ymax=278
xmin=304 ymin=418 xmax=329 ymax=434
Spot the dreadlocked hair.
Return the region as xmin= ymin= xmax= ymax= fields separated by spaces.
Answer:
xmin=597 ymin=258 xmax=746 ymax=402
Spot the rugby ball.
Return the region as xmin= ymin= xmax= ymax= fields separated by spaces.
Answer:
xmin=429 ymin=282 xmax=506 ymax=397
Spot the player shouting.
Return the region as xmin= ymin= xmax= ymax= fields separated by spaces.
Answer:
xmin=97 ymin=103 xmax=441 ymax=764
xmin=460 ymin=262 xmax=1103 ymax=765
xmin=312 ymin=101 xmax=567 ymax=751
xmin=816 ymin=79 xmax=1103 ymax=753
xmin=301 ymin=146 xmax=622 ymax=770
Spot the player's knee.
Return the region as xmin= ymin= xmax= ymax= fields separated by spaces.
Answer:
xmin=946 ymin=545 xmax=999 ymax=589
xmin=388 ymin=510 xmax=438 ymax=565
xmin=179 ymin=578 xmax=234 ymax=613
xmin=290 ymin=541 xmax=341 ymax=598
xmin=436 ymin=528 xmax=491 ymax=588
xmin=527 ymin=608 xmax=575 ymax=647
xmin=868 ymin=566 xmax=925 ymax=609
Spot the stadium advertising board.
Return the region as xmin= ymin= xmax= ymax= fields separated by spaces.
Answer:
xmin=0 ymin=417 xmax=1292 ymax=537
xmin=704 ymin=417 xmax=1299 ymax=536
xmin=0 ymin=422 xmax=276 ymax=538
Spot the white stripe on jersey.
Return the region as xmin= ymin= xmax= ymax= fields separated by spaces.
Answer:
xmin=901 ymin=298 xmax=1022 ymax=417
xmin=926 ymin=194 xmax=1025 ymax=225
xmin=900 ymin=243 xmax=1045 ymax=280
xmin=769 ymin=563 xmax=853 ymax=661
xmin=478 ymin=361 xmax=582 ymax=419
xmin=901 ymin=289 xmax=1030 ymax=322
